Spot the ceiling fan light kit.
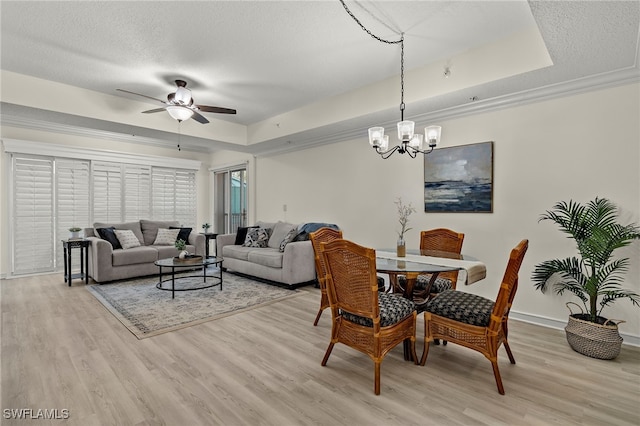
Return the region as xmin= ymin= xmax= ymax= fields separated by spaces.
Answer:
xmin=117 ymin=79 xmax=236 ymax=124
xmin=166 ymin=105 xmax=194 ymax=122
xmin=339 ymin=0 xmax=442 ymax=160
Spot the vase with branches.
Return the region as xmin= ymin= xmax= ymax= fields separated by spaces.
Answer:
xmin=395 ymin=197 xmax=416 ymax=257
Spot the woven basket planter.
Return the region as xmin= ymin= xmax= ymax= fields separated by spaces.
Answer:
xmin=564 ymin=302 xmax=624 ymax=360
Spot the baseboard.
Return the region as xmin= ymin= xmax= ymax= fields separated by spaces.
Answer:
xmin=511 ymin=311 xmax=640 ymax=348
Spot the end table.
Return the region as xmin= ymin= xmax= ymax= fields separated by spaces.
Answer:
xmin=62 ymin=239 xmax=90 ymax=285
xmin=200 ymin=233 xmax=218 ymax=258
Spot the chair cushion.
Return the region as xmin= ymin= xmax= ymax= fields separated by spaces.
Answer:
xmin=398 ymin=275 xmax=453 ymax=293
xmin=140 ymin=219 xmax=180 ymax=246
xmin=247 ymin=248 xmax=283 ymax=268
xmin=268 ymin=221 xmax=297 ymax=249
xmin=425 ymin=290 xmax=495 ymax=327
xmin=342 ymin=292 xmax=415 ymax=327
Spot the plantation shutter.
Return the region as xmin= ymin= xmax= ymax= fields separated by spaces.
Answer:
xmin=92 ymin=161 xmax=123 ymax=223
xmin=151 ymin=168 xmax=175 ymax=221
xmin=124 ymin=164 xmax=151 ymax=221
xmin=56 ymin=159 xmax=91 ymax=269
xmin=12 ymin=156 xmax=55 ymax=275
xmin=174 ymin=169 xmax=197 ymax=227
xmin=151 ymin=168 xmax=196 ymax=226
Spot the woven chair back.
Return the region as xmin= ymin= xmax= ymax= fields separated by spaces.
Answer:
xmin=320 ymin=239 xmax=379 ymax=320
xmin=489 ymin=239 xmax=529 ymax=333
xmin=309 ymin=227 xmax=343 ymax=284
xmin=420 ymin=228 xmax=465 ymax=285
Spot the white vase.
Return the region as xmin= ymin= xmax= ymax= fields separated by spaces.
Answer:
xmin=179 ymin=250 xmax=189 ymax=259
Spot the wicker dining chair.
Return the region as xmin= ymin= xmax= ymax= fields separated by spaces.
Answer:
xmin=420 ymin=239 xmax=529 ymax=395
xmin=396 ymin=228 xmax=465 ymax=300
xmin=319 ymin=239 xmax=418 ymax=395
xmin=309 ymin=227 xmax=343 ymax=326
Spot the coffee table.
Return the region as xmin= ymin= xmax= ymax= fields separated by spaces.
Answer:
xmin=154 ymin=256 xmax=223 ymax=299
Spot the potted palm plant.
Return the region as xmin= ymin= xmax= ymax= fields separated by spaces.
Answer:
xmin=532 ymin=197 xmax=640 ymax=359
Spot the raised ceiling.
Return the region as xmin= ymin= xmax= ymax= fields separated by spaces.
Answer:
xmin=1 ymin=1 xmax=639 ymax=155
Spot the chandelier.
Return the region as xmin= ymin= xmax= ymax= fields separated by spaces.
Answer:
xmin=340 ymin=0 xmax=442 ymax=159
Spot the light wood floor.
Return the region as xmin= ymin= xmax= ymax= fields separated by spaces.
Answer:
xmin=2 ymin=273 xmax=639 ymax=426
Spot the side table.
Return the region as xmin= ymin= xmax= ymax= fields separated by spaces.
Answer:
xmin=62 ymin=239 xmax=90 ymax=285
xmin=200 ymin=233 xmax=218 ymax=258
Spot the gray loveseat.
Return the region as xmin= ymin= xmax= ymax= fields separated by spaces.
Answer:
xmin=216 ymin=221 xmax=321 ymax=287
xmin=85 ymin=219 xmax=205 ymax=283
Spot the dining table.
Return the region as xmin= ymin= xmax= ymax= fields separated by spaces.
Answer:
xmin=375 ymin=249 xmax=487 ymax=361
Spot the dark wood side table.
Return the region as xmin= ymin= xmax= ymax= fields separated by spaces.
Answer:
xmin=62 ymin=239 xmax=90 ymax=285
xmin=200 ymin=233 xmax=218 ymax=258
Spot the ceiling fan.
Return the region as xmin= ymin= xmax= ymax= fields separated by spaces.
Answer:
xmin=117 ymin=79 xmax=236 ymax=124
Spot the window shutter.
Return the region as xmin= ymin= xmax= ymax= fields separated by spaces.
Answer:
xmin=174 ymin=169 xmax=197 ymax=227
xmin=92 ymin=161 xmax=123 ymax=223
xmin=13 ymin=157 xmax=54 ymax=274
xmin=124 ymin=164 xmax=151 ymax=221
xmin=56 ymin=158 xmax=90 ymax=269
xmin=151 ymin=168 xmax=175 ymax=221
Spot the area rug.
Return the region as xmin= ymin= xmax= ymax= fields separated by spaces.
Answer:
xmin=86 ymin=271 xmax=301 ymax=339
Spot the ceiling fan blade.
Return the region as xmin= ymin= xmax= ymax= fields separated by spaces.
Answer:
xmin=141 ymin=108 xmax=166 ymax=114
xmin=191 ymin=110 xmax=210 ymax=124
xmin=196 ymin=105 xmax=237 ymax=115
xmin=116 ymin=89 xmax=166 ymax=104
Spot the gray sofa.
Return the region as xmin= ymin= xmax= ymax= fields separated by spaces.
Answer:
xmin=216 ymin=221 xmax=318 ymax=287
xmin=84 ymin=219 xmax=205 ymax=283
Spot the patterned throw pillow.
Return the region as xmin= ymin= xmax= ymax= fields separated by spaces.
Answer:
xmin=243 ymin=227 xmax=270 ymax=248
xmin=279 ymin=227 xmax=299 ymax=252
xmin=153 ymin=228 xmax=180 ymax=245
xmin=114 ymin=229 xmax=142 ymax=249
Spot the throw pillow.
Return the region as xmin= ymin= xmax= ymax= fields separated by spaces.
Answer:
xmin=169 ymin=226 xmax=192 ymax=243
xmin=96 ymin=227 xmax=122 ymax=250
xmin=235 ymin=226 xmax=258 ymax=245
xmin=154 ymin=228 xmax=180 ymax=245
xmin=268 ymin=221 xmax=297 ymax=249
xmin=114 ymin=229 xmax=142 ymax=249
xmin=243 ymin=227 xmax=270 ymax=248
xmin=279 ymin=227 xmax=299 ymax=252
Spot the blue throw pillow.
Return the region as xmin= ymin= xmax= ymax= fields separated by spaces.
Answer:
xmin=170 ymin=226 xmax=192 ymax=243
xmin=96 ymin=227 xmax=122 ymax=250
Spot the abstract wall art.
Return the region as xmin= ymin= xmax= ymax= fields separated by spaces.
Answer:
xmin=424 ymin=141 xmax=494 ymax=213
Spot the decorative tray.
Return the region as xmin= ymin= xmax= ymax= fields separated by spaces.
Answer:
xmin=173 ymin=255 xmax=203 ymax=264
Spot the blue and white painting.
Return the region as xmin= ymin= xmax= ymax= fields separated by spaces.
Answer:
xmin=424 ymin=142 xmax=493 ymax=213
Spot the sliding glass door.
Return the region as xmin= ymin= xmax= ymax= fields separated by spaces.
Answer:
xmin=213 ymin=165 xmax=248 ymax=234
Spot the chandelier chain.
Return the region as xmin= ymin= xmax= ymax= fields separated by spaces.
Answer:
xmin=339 ymin=0 xmax=402 ymax=45
xmin=339 ymin=1 xmax=405 ymax=119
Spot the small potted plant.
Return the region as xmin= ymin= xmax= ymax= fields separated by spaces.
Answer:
xmin=395 ymin=197 xmax=416 ymax=257
xmin=69 ymin=227 xmax=83 ymax=239
xmin=202 ymin=223 xmax=211 ymax=233
xmin=175 ymin=239 xmax=189 ymax=259
xmin=532 ymin=197 xmax=640 ymax=359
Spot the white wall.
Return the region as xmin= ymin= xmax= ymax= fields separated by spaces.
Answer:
xmin=253 ymin=83 xmax=640 ymax=340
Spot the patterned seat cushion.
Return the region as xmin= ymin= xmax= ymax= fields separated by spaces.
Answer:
xmin=342 ymin=292 xmax=415 ymax=327
xmin=425 ymin=290 xmax=495 ymax=327
xmin=398 ymin=274 xmax=453 ymax=293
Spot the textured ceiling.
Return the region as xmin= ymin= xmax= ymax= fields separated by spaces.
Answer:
xmin=1 ymin=1 xmax=639 ymax=154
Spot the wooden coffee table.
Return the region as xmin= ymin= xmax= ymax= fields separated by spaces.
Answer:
xmin=154 ymin=256 xmax=223 ymax=299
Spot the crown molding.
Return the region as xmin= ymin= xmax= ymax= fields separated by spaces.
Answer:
xmin=1 ymin=139 xmax=202 ymax=170
xmin=2 ymin=66 xmax=638 ymax=158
